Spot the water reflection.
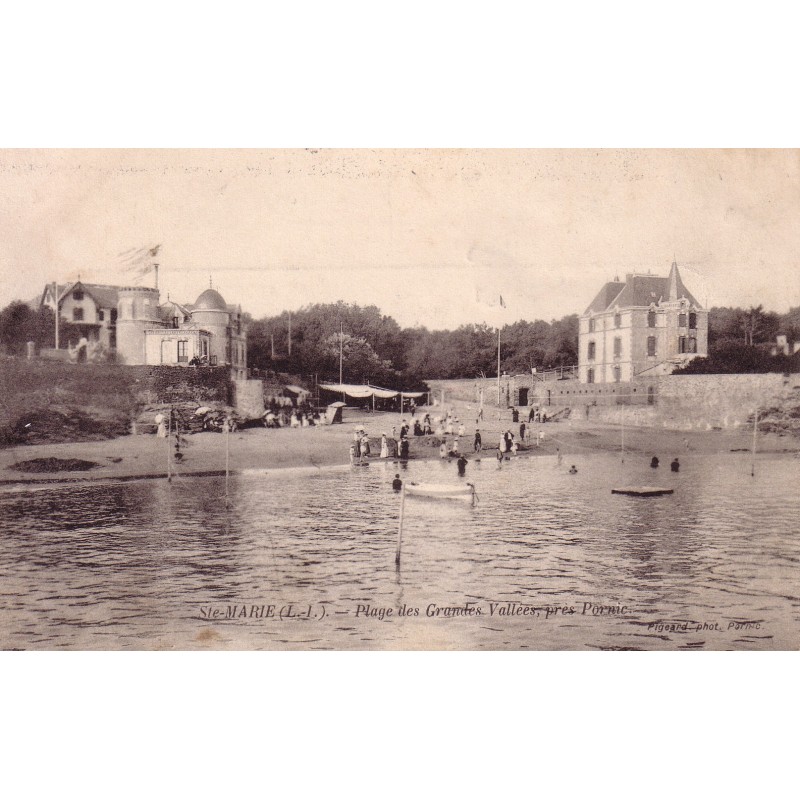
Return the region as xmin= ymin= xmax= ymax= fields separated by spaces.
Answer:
xmin=0 ymin=452 xmax=798 ymax=650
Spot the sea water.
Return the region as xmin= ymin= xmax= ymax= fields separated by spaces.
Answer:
xmin=0 ymin=452 xmax=798 ymax=650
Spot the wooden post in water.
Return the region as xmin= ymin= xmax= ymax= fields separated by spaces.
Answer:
xmin=225 ymin=418 xmax=230 ymax=507
xmin=167 ymin=407 xmax=172 ymax=483
xmin=751 ymin=408 xmax=758 ymax=477
xmin=620 ymin=404 xmax=625 ymax=464
xmin=395 ymin=482 xmax=406 ymax=566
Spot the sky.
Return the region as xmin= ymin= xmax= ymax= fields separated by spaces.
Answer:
xmin=0 ymin=149 xmax=798 ymax=330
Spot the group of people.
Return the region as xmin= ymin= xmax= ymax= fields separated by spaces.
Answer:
xmin=651 ymin=456 xmax=681 ymax=472
xmin=350 ymin=426 xmax=412 ymax=465
xmin=263 ymin=399 xmax=321 ymax=429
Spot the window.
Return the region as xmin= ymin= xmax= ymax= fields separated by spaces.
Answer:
xmin=588 ymin=318 xmax=595 ymax=333
xmin=201 ymin=339 xmax=208 ymax=357
xmin=161 ymin=341 xmax=169 ymax=364
xmin=587 ymin=368 xmax=594 ymax=384
xmin=177 ymin=340 xmax=188 ymax=362
xmin=613 ymin=337 xmax=622 ymax=357
xmin=587 ymin=341 xmax=596 ymax=360
xmin=614 ymin=312 xmax=621 ymax=328
xmin=688 ymin=337 xmax=697 ymax=353
xmin=689 ymin=311 xmax=697 ymax=329
xmin=678 ymin=312 xmax=687 ymax=327
xmin=73 ymin=290 xmax=83 ymax=301
xmin=647 ymin=336 xmax=656 ymax=357
xmin=647 ymin=310 xmax=656 ymax=328
xmin=110 ymin=309 xmax=117 ymax=323
xmin=172 ymin=317 xmax=179 ymax=329
xmin=613 ymin=365 xmax=621 ymax=383
xmin=209 ymin=355 xmax=217 ymax=366
xmin=73 ymin=308 xmax=84 ymax=321
xmin=98 ymin=310 xmax=104 ymax=321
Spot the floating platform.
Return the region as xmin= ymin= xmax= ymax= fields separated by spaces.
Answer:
xmin=612 ymin=486 xmax=674 ymax=497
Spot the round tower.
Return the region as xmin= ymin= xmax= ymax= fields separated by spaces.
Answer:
xmin=191 ymin=288 xmax=230 ymax=365
xmin=116 ymin=286 xmax=161 ymax=365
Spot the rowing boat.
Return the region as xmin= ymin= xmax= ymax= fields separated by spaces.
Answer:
xmin=405 ymin=482 xmax=475 ymax=501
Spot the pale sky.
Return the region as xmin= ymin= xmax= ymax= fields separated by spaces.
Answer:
xmin=0 ymin=149 xmax=798 ymax=329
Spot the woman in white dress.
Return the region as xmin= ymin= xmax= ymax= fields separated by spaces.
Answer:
xmin=380 ymin=434 xmax=389 ymax=458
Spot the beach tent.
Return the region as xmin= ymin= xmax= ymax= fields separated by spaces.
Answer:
xmin=325 ymin=401 xmax=346 ymax=424
xmin=318 ymin=383 xmax=427 ymax=402
xmin=284 ymin=384 xmax=311 ymax=402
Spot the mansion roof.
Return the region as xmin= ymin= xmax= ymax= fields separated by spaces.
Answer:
xmin=584 ymin=262 xmax=701 ymax=315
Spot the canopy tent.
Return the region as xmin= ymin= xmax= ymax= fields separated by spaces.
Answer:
xmin=284 ymin=384 xmax=311 ymax=399
xmin=319 ymin=383 xmax=426 ymax=400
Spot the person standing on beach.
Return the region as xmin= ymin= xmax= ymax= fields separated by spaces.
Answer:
xmin=457 ymin=455 xmax=467 ymax=476
xmin=440 ymin=442 xmax=448 ymax=459
xmin=380 ymin=434 xmax=389 ymax=459
xmin=520 ymin=421 xmax=526 ymax=441
xmin=474 ymin=429 xmax=482 ymax=452
xmin=671 ymin=458 xmax=680 ymax=472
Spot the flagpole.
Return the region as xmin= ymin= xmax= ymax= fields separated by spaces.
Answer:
xmin=497 ymin=326 xmax=501 ymax=406
xmin=53 ymin=282 xmax=59 ymax=350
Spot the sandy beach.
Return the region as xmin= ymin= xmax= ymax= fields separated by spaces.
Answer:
xmin=1 ymin=401 xmax=796 ymax=484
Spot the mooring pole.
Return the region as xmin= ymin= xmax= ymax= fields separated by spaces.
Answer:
xmin=225 ymin=418 xmax=230 ymax=507
xmin=620 ymin=404 xmax=625 ymax=464
xmin=395 ymin=482 xmax=406 ymax=566
xmin=751 ymin=408 xmax=758 ymax=477
xmin=167 ymin=408 xmax=172 ymax=483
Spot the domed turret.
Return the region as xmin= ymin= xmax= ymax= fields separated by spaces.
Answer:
xmin=194 ymin=288 xmax=227 ymax=311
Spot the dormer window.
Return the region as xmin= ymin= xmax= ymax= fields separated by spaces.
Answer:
xmin=588 ymin=318 xmax=595 ymax=333
xmin=73 ymin=290 xmax=83 ymax=301
xmin=689 ymin=311 xmax=697 ymax=329
xmin=678 ymin=312 xmax=687 ymax=327
xmin=172 ymin=317 xmax=179 ymax=329
xmin=614 ymin=312 xmax=621 ymax=328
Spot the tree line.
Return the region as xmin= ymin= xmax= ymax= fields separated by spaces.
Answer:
xmin=674 ymin=304 xmax=800 ymax=374
xmin=2 ymin=297 xmax=799 ymax=381
xmin=245 ymin=302 xmax=580 ymax=388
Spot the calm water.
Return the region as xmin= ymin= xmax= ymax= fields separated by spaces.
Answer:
xmin=0 ymin=452 xmax=798 ymax=650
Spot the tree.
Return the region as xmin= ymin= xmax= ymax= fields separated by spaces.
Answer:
xmin=0 ymin=302 xmax=55 ymax=355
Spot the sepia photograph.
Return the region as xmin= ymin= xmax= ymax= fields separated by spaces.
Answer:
xmin=3 ymin=5 xmax=799 ymax=798
xmin=0 ymin=148 xmax=798 ymax=652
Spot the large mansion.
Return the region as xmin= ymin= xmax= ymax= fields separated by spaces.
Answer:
xmin=40 ymin=281 xmax=247 ymax=380
xmin=578 ymin=262 xmax=708 ymax=384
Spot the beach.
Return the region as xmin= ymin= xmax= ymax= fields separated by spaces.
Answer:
xmin=1 ymin=401 xmax=796 ymax=484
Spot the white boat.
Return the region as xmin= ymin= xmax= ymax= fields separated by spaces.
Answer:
xmin=405 ymin=482 xmax=475 ymax=501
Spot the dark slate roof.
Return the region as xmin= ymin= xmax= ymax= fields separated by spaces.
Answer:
xmin=80 ymin=283 xmax=123 ymax=309
xmin=584 ymin=264 xmax=701 ymax=313
xmin=612 ymin=275 xmax=670 ymax=308
xmin=54 ymin=281 xmax=122 ymax=309
xmin=584 ymin=281 xmax=626 ymax=314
